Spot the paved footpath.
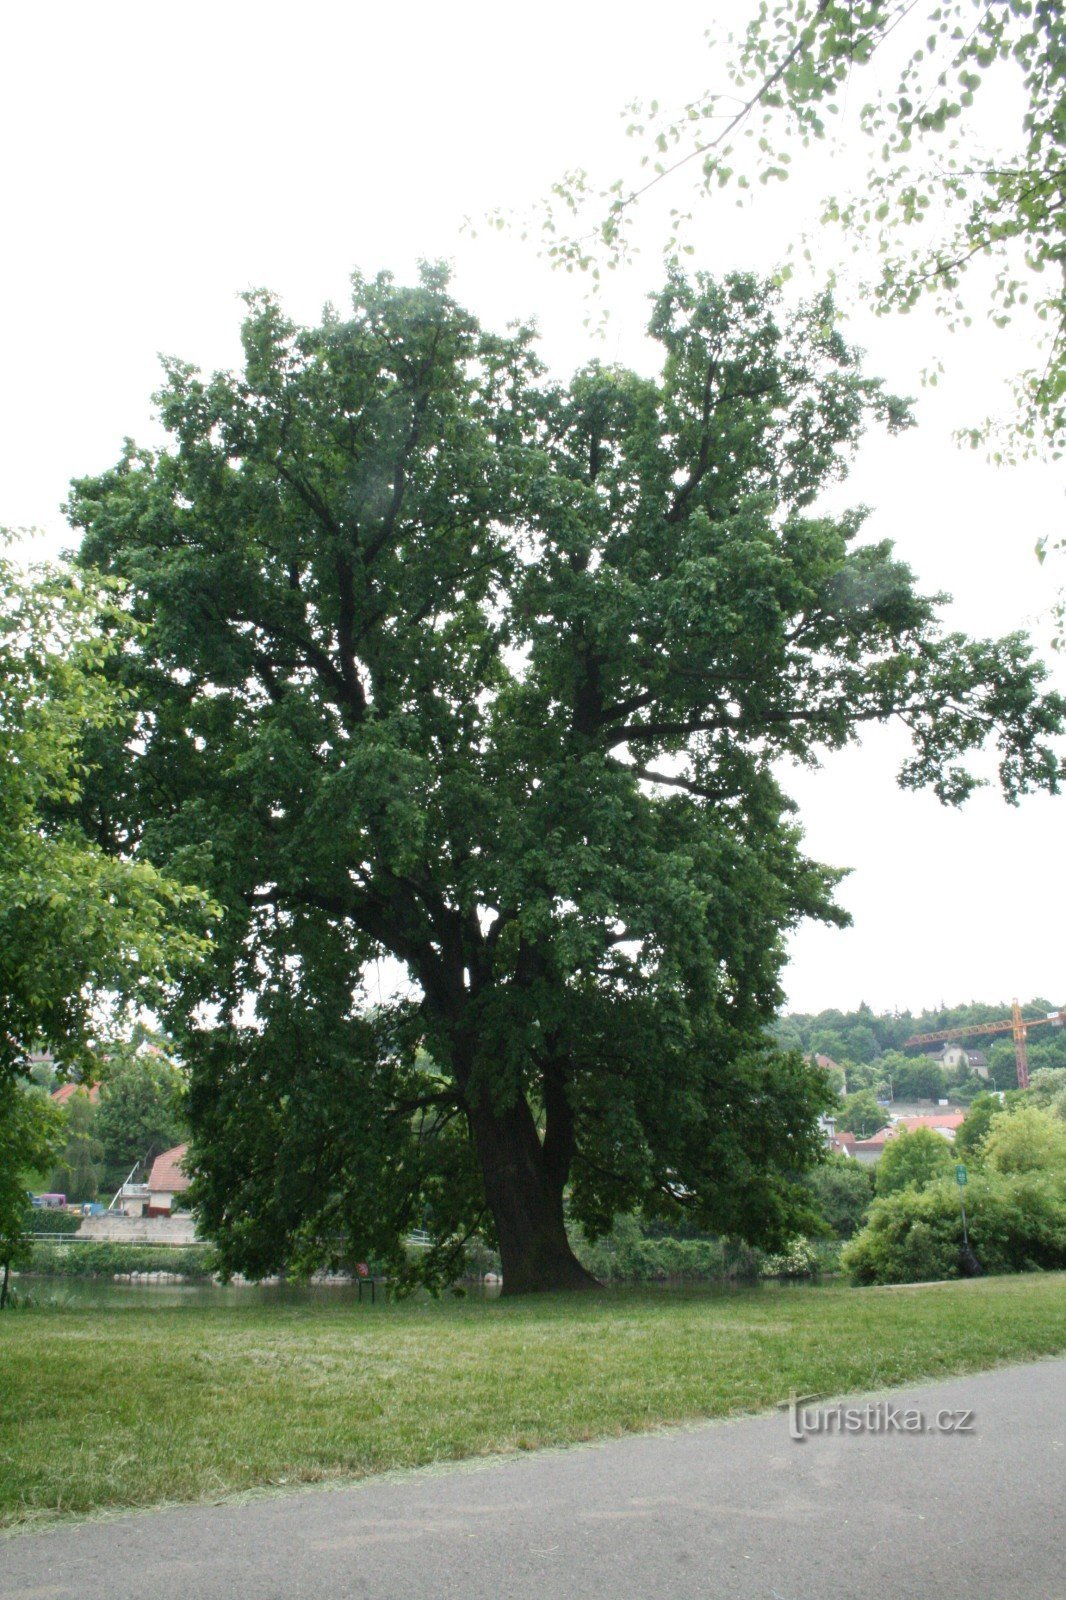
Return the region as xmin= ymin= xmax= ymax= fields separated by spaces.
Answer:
xmin=4 ymin=1361 xmax=1064 ymax=1600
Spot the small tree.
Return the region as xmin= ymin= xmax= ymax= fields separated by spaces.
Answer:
xmin=804 ymin=1153 xmax=873 ymax=1239
xmin=891 ymin=1058 xmax=948 ymax=1101
xmin=0 ymin=551 xmax=215 ymax=1089
xmin=875 ymin=1127 xmax=955 ymax=1197
xmin=837 ymin=1091 xmax=885 ymax=1139
xmin=981 ymin=1106 xmax=1066 ymax=1179
xmin=0 ymin=1082 xmax=65 ymax=1306
xmin=49 ymin=1090 xmax=104 ymax=1203
xmin=954 ymin=1092 xmax=1005 ymax=1159
xmin=97 ymin=1038 xmax=187 ymax=1187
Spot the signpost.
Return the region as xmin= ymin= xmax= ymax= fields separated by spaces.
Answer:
xmin=955 ymin=1164 xmax=969 ymax=1245
xmin=954 ymin=1162 xmax=982 ymax=1275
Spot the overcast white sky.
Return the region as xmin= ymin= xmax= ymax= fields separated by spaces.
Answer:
xmin=2 ymin=0 xmax=1062 ymax=1017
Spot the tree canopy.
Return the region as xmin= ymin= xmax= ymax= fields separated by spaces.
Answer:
xmin=0 ymin=1079 xmax=64 ymax=1306
xmin=0 ymin=553 xmax=215 ymax=1087
xmin=96 ymin=1034 xmax=187 ymax=1188
xmin=542 ymin=1 xmax=1065 ymax=456
xmin=875 ymin=1125 xmax=955 ymax=1195
xmin=67 ymin=265 xmax=1064 ymax=1292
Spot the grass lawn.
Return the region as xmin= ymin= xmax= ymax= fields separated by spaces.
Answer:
xmin=2 ymin=1273 xmax=1064 ymax=1532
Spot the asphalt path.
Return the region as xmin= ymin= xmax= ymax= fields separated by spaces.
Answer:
xmin=4 ymin=1360 xmax=1064 ymax=1600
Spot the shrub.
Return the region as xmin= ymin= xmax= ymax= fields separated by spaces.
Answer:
xmin=803 ymin=1154 xmax=873 ymax=1238
xmin=981 ymin=1105 xmax=1066 ymax=1177
xmin=24 ymin=1242 xmax=215 ymax=1279
xmin=24 ymin=1209 xmax=82 ymax=1235
xmin=571 ymin=1216 xmax=764 ymax=1283
xmin=875 ymin=1127 xmax=955 ymax=1197
xmin=761 ymin=1237 xmax=820 ymax=1278
xmin=842 ymin=1172 xmax=1066 ymax=1285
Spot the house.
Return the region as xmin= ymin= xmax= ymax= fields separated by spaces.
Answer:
xmin=891 ymin=1112 xmax=966 ymax=1139
xmin=50 ymin=1082 xmax=101 ymax=1106
xmin=926 ymin=1044 xmax=989 ymax=1079
xmin=145 ymin=1144 xmax=192 ymax=1216
xmin=851 ymin=1132 xmax=891 ymax=1166
xmin=850 ymin=1112 xmax=966 ymax=1165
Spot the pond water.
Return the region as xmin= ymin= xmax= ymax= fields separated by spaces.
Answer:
xmin=15 ymin=1274 xmax=825 ymax=1311
xmin=13 ymin=1276 xmax=497 ymax=1310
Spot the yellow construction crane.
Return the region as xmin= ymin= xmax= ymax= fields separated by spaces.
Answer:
xmin=904 ymin=1001 xmax=1066 ymax=1090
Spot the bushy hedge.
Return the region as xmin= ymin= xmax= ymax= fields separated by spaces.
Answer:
xmin=24 ymin=1209 xmax=82 ymax=1235
xmin=24 ymin=1241 xmax=215 ymax=1279
xmin=573 ymin=1216 xmax=765 ymax=1283
xmin=841 ymin=1173 xmax=1066 ymax=1285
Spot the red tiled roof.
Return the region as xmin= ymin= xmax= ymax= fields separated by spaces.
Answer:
xmin=51 ymin=1083 xmax=100 ymax=1105
xmin=893 ymin=1114 xmax=965 ymax=1133
xmin=147 ymin=1144 xmax=191 ymax=1193
xmin=857 ymin=1113 xmax=965 ymax=1151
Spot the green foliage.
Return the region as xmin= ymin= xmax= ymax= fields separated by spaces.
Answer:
xmin=24 ymin=1241 xmax=214 ymax=1279
xmin=875 ymin=1126 xmax=956 ymax=1197
xmin=779 ymin=1001 xmax=1066 ymax=1098
xmin=887 ymin=1058 xmax=948 ymax=1101
xmin=760 ymin=1236 xmax=820 ymax=1278
xmin=980 ymin=1104 xmax=1066 ymax=1178
xmin=733 ymin=0 xmax=1066 ymax=454
xmin=571 ymin=1213 xmax=763 ymax=1283
xmin=1026 ymin=1067 xmax=1066 ymax=1121
xmin=0 ymin=1082 xmax=65 ymax=1303
xmin=24 ymin=1208 xmax=82 ymax=1235
xmin=48 ymin=1091 xmax=104 ymax=1203
xmin=96 ymin=1035 xmax=187 ymax=1186
xmin=0 ymin=551 xmax=216 ymax=1088
xmin=954 ymin=1092 xmax=1007 ymax=1159
xmin=802 ymin=1152 xmax=874 ymax=1239
xmin=843 ymin=1172 xmax=1066 ymax=1284
xmin=837 ymin=1090 xmax=884 ymax=1138
xmin=67 ymin=267 xmax=1063 ymax=1292
xmin=541 ymin=3 xmax=1065 ymax=457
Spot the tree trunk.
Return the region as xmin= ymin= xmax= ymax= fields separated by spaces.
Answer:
xmin=467 ymin=1093 xmax=599 ymax=1295
xmin=0 ymin=1258 xmax=10 ymax=1310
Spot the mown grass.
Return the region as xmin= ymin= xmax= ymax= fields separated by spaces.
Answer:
xmin=1 ymin=1274 xmax=1063 ymax=1532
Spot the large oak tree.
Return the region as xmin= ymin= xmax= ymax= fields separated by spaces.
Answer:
xmin=68 ymin=267 xmax=1062 ymax=1292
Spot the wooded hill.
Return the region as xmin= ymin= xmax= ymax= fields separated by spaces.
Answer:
xmin=775 ymin=1000 xmax=1066 ymax=1093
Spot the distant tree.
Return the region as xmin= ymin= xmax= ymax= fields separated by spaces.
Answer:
xmin=955 ymin=1093 xmax=1006 ymax=1160
xmin=891 ymin=1058 xmax=948 ymax=1101
xmin=49 ymin=1090 xmax=104 ymax=1203
xmin=986 ymin=1040 xmax=1027 ymax=1091
xmin=97 ymin=1038 xmax=187 ymax=1187
xmin=981 ymin=1105 xmax=1066 ymax=1179
xmin=809 ymin=1030 xmax=850 ymax=1066
xmin=837 ymin=1090 xmax=884 ymax=1139
xmin=875 ymin=1127 xmax=955 ymax=1197
xmin=1026 ymin=1068 xmax=1066 ymax=1122
xmin=843 ymin=1024 xmax=881 ymax=1066
xmin=803 ymin=1153 xmax=873 ymax=1239
xmin=0 ymin=1081 xmax=65 ymax=1306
